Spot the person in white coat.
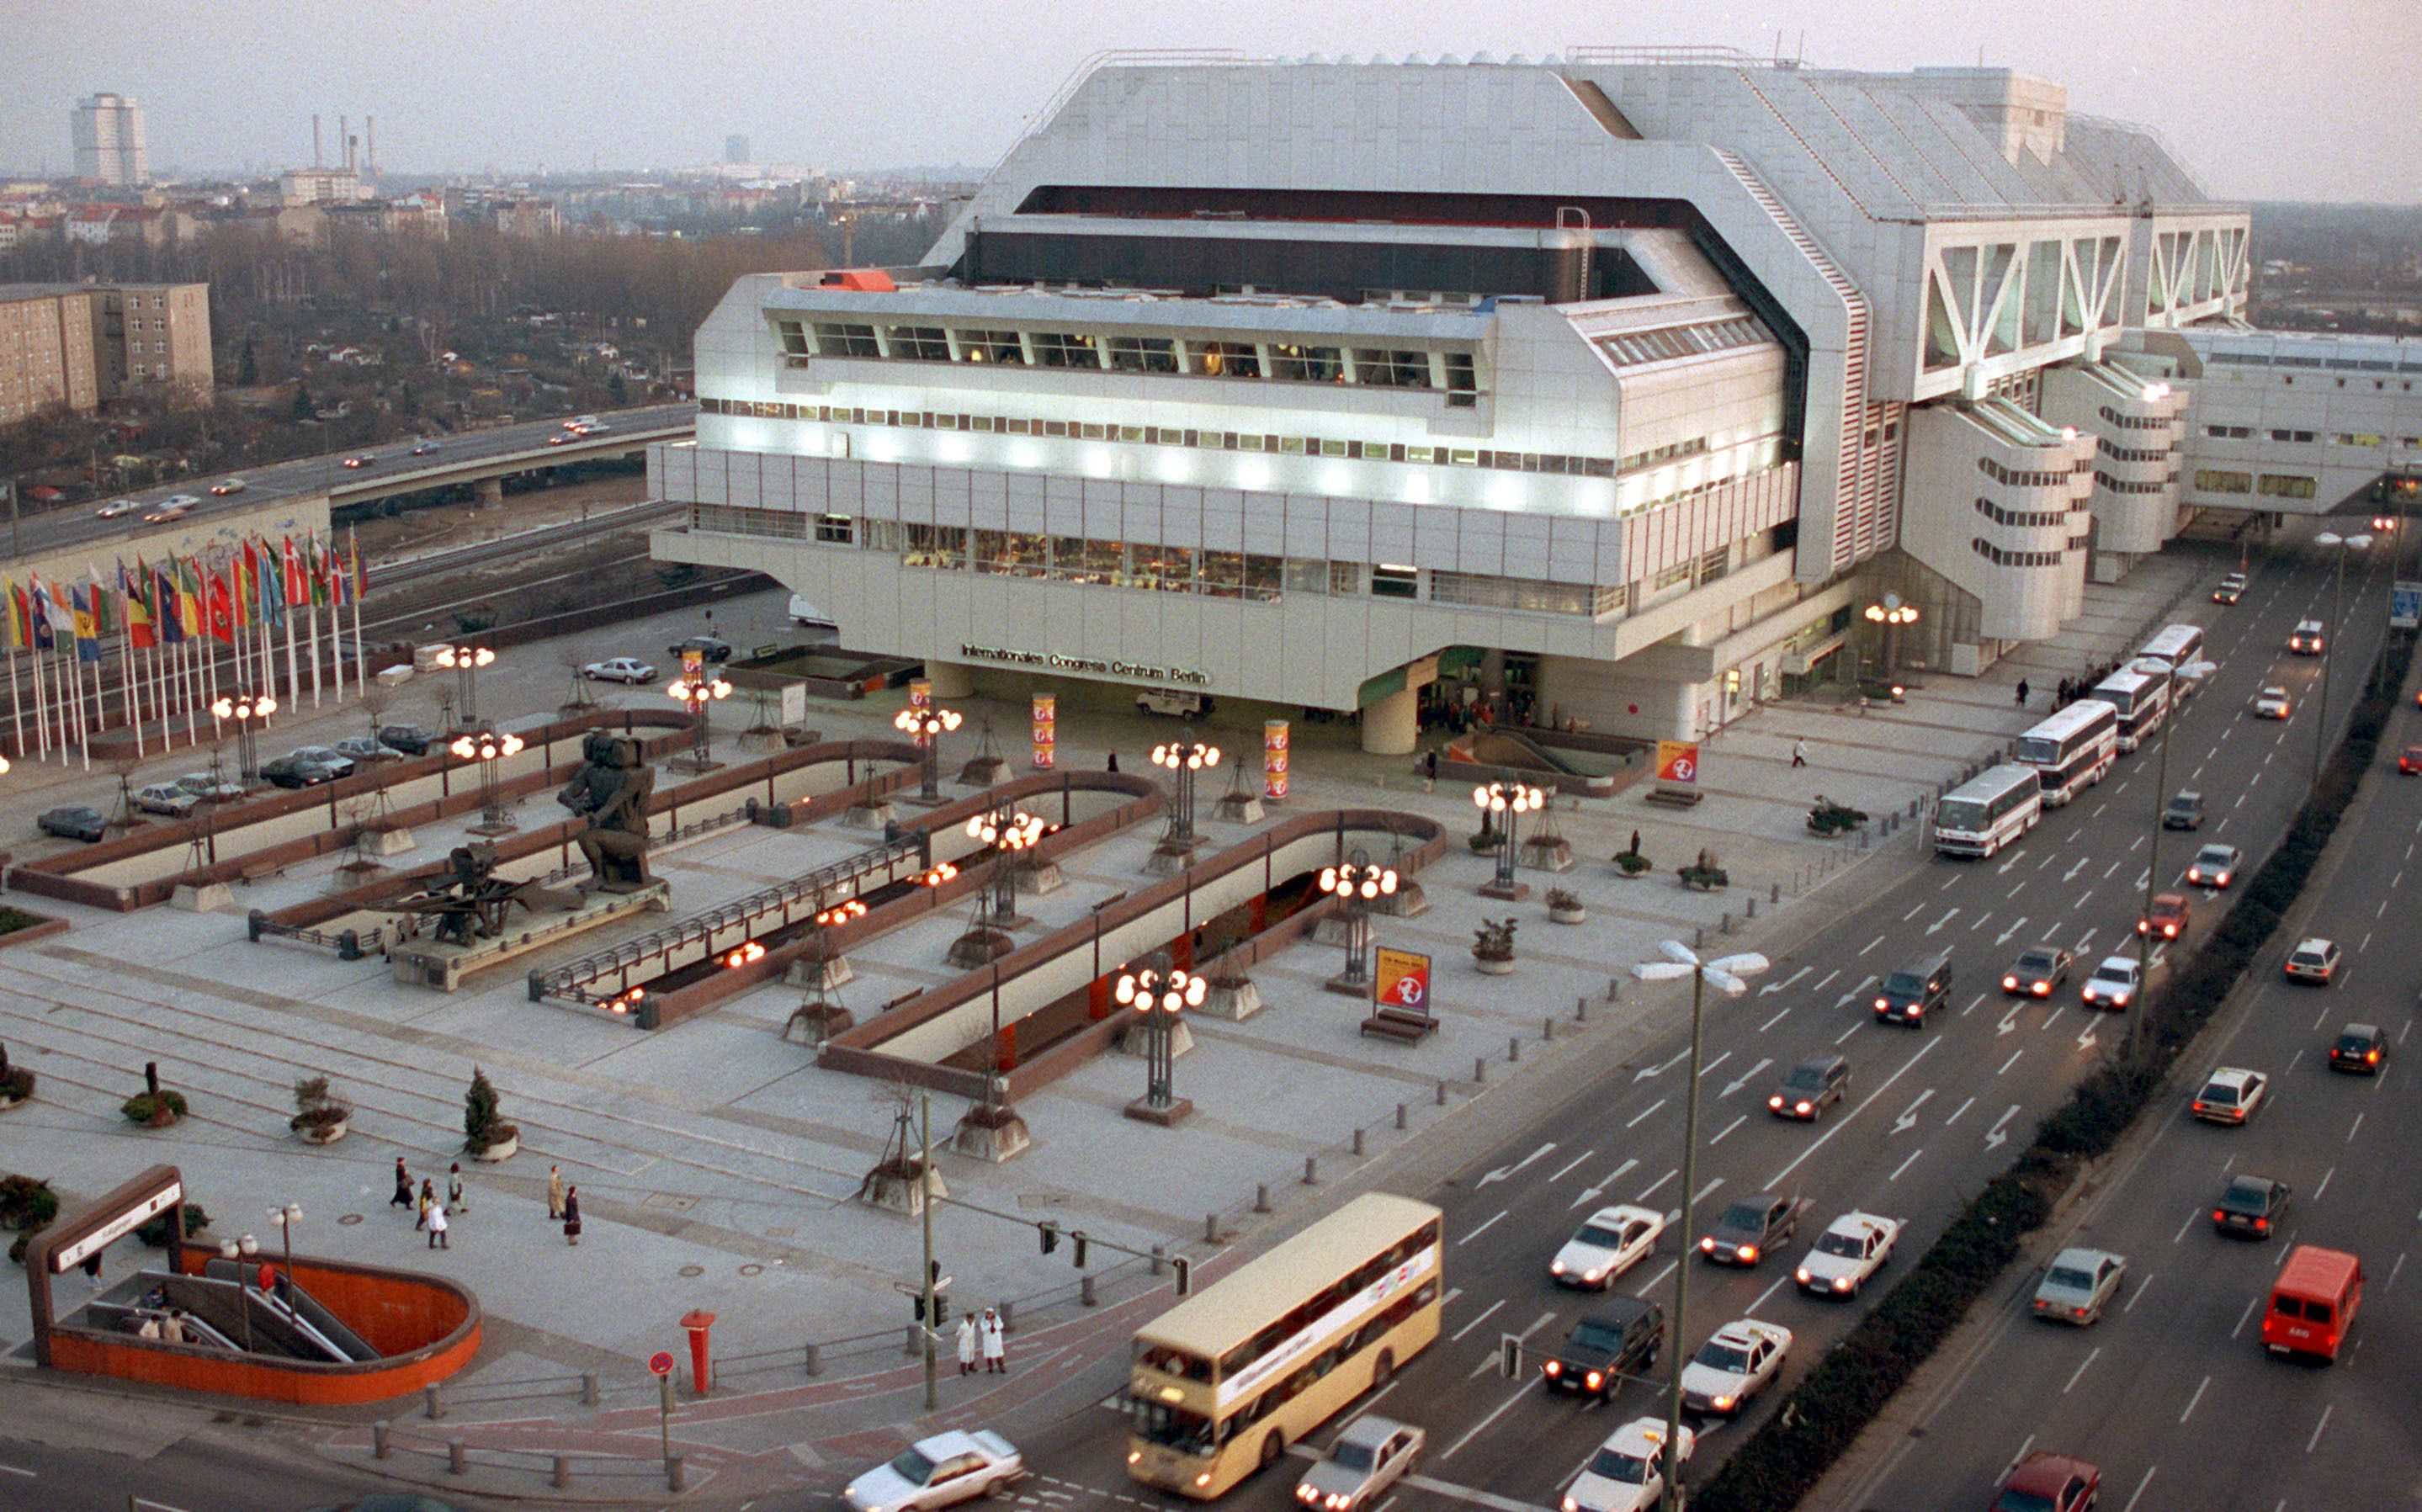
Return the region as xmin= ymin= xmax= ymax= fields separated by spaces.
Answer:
xmin=980 ymin=1307 xmax=1007 ymax=1374
xmin=956 ymin=1314 xmax=979 ymax=1377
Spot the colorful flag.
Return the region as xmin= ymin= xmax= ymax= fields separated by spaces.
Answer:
xmin=231 ymin=544 xmax=254 ymax=630
xmin=175 ymin=555 xmax=203 ymax=639
xmin=27 ymin=575 xmax=56 ymax=650
xmin=124 ymin=560 xmax=156 ymax=650
xmin=208 ymin=565 xmax=234 ymax=643
xmin=152 ymin=560 xmax=183 ymax=645
xmin=4 ymin=578 xmax=26 ymax=650
xmin=71 ymin=583 xmax=101 ymax=662
xmin=308 ymin=534 xmax=331 ymax=608
xmin=88 ymin=566 xmax=119 ymax=638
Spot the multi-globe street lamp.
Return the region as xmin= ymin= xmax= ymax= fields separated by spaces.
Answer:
xmin=1114 ymin=965 xmax=1204 ymax=1120
xmin=450 ymin=724 xmax=525 ymax=833
xmin=1151 ymin=729 xmax=1221 ymax=849
xmin=1317 ymin=850 xmax=1398 ymax=990
xmin=669 ymin=669 xmax=734 ymax=768
xmin=965 ymin=806 xmax=1045 ymax=924
xmin=434 ymin=644 xmax=496 ymax=729
xmin=895 ymin=704 xmax=963 ymax=801
xmin=1473 ymin=775 xmax=1544 ymax=894
xmin=210 ymin=691 xmax=277 ymax=781
xmin=1864 ymin=594 xmax=1919 ymax=689
xmin=1630 ymin=940 xmax=1768 ymax=1512
xmin=266 ymin=1202 xmax=301 ymax=1300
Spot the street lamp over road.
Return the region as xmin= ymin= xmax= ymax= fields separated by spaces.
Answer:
xmin=1630 ymin=939 xmax=1769 ymax=1512
xmin=2312 ymin=531 xmax=2372 ymax=789
xmin=450 ymin=724 xmax=525 ymax=833
xmin=1317 ymin=850 xmax=1398 ymax=990
xmin=1473 ymin=775 xmax=1543 ymax=895
xmin=894 ymin=705 xmax=963 ymax=802
xmin=210 ymin=690 xmax=277 ymax=781
xmin=434 ymin=644 xmax=496 ymax=729
xmin=1150 ymin=730 xmax=1220 ymax=850
xmin=1114 ymin=965 xmax=1204 ymax=1124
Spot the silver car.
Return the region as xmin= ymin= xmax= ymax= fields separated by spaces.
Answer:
xmin=174 ymin=772 xmax=247 ymax=803
xmin=2032 ymin=1247 xmax=2126 ymax=1325
xmin=1296 ymin=1416 xmax=1423 ymax=1512
xmin=133 ymin=783 xmax=200 ymax=817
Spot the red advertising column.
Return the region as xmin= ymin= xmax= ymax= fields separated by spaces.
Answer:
xmin=680 ymin=1309 xmax=716 ymax=1396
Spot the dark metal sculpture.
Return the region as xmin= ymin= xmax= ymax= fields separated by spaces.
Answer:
xmin=397 ymin=843 xmax=549 ymax=947
xmin=556 ymin=732 xmax=655 ymax=893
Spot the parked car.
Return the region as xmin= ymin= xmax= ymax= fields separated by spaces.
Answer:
xmin=2032 ymin=1247 xmax=2127 ymax=1326
xmin=2328 ymin=1022 xmax=2387 ymax=1074
xmin=208 ymin=477 xmax=247 ymax=496
xmin=331 ymin=735 xmax=406 ymax=764
xmin=2185 ymin=843 xmax=2242 ymax=889
xmin=1699 ymin=1193 xmax=1800 ymax=1266
xmin=2001 ymin=945 xmax=2074 ymax=997
xmin=583 ymin=656 xmax=658 ymax=684
xmin=173 ymin=772 xmax=247 ymax=803
xmin=260 ymin=756 xmax=340 ymax=788
xmin=378 ymin=724 xmax=436 ymax=756
xmin=342 ymin=454 xmax=376 ymax=469
xmin=2251 ymin=685 xmax=2292 ymax=720
xmin=2138 ymin=891 xmax=2191 ymax=941
xmin=667 ymin=634 xmax=734 ymax=664
xmin=2191 ymin=1067 xmax=2269 ymax=1125
xmin=287 ymin=745 xmax=358 ymax=779
xmin=1559 ymin=1417 xmax=1692 ymax=1512
xmin=2161 ymin=791 xmax=2204 ymax=830
xmin=1138 ymin=687 xmax=1214 ymax=718
xmin=2212 ymin=1175 xmax=2291 ymax=1239
xmin=2212 ymin=573 xmax=2247 ymax=605
xmin=2287 ymin=618 xmax=2325 ymax=655
xmin=1992 ymin=1452 xmax=2101 ymax=1512
xmin=842 ymin=1430 xmax=1024 ymax=1512
xmin=96 ymin=497 xmax=139 ymax=517
xmin=1793 ymin=1212 xmax=1902 ymax=1297
xmin=1549 ymin=1205 xmax=1666 ymax=1290
xmin=2284 ymin=936 xmax=2341 ymax=984
xmin=1767 ymin=1053 xmax=1851 ymax=1119
xmin=2079 ymin=955 xmax=2142 ymax=1011
xmin=38 ymin=805 xmax=109 ymax=841
xmin=133 ymin=783 xmax=200 ymax=818
xmin=1293 ymin=1415 xmax=1423 ymax=1512
xmin=1541 ymin=1297 xmax=1665 ymax=1398
xmin=1678 ymin=1318 xmax=1791 ymax=1416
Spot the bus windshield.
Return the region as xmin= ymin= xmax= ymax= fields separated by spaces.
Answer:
xmin=1936 ymin=799 xmax=1988 ymax=830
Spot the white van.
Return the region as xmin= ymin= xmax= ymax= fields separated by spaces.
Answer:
xmin=1137 ymin=688 xmax=1214 ymax=718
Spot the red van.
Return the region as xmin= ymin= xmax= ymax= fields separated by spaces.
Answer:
xmin=2262 ymin=1244 xmax=2362 ymax=1361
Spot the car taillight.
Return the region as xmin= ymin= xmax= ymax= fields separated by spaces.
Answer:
xmin=2073 ymin=1307 xmax=2088 ymax=1318
xmin=2213 ymin=1209 xmax=2227 ymax=1222
xmin=1585 ymin=1371 xmax=1603 ymax=1389
xmin=2193 ymin=1101 xmax=2208 ymax=1112
xmin=2255 ymin=1218 xmax=2269 ymax=1231
xmin=2368 ymin=1050 xmax=2381 ymax=1064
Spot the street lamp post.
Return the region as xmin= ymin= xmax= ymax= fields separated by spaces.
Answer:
xmin=1114 ymin=965 xmax=1204 ymax=1124
xmin=1150 ymin=729 xmax=1221 ymax=850
xmin=1317 ymin=850 xmax=1399 ymax=990
xmin=2130 ymin=654 xmax=2212 ymax=1067
xmin=434 ymin=644 xmax=496 ymax=730
xmin=2312 ymin=531 xmax=2372 ymax=790
xmin=667 ymin=668 xmax=733 ymax=769
xmin=450 ymin=724 xmax=526 ymax=833
xmin=1863 ymin=595 xmax=1919 ymax=691
xmin=267 ymin=1202 xmax=300 ymax=1300
xmin=1473 ymin=775 xmax=1543 ymax=895
xmin=964 ymin=806 xmax=1044 ymax=925
xmin=219 ymin=1233 xmax=261 ymax=1353
xmin=1630 ymin=941 xmax=1768 ymax=1512
xmin=894 ymin=705 xmax=963 ymax=802
xmin=210 ymin=691 xmax=277 ymax=781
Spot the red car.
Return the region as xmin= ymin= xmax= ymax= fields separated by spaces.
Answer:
xmin=2399 ymin=745 xmax=2422 ymax=775
xmin=1993 ymin=1451 xmax=2101 ymax=1512
xmin=2137 ymin=891 xmax=2191 ymax=941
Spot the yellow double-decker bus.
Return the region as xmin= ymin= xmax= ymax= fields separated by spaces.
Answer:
xmin=1125 ymin=1192 xmax=1443 ymax=1499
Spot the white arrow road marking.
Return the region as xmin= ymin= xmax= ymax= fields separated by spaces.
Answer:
xmin=1984 ymin=1103 xmax=2021 ymax=1149
xmin=1634 ymin=1050 xmax=1689 ymax=1083
xmin=1759 ymin=966 xmax=1812 ymax=998
xmin=1997 ymin=852 xmax=2024 ymax=874
xmin=1998 ymin=1004 xmax=2023 ymax=1037
xmin=1722 ymin=1058 xmax=1773 ymax=1097
xmin=1891 ymin=1089 xmax=1936 ymax=1134
xmin=2075 ymin=1021 xmax=2100 ymax=1051
xmin=1474 ymin=1143 xmax=1558 ymax=1189
xmin=2063 ymin=856 xmax=2089 ymax=883
xmin=1995 ymin=915 xmax=2029 ymax=947
xmin=1765 ymin=1037 xmax=1943 ymax=1190
xmin=1926 ymin=907 xmax=1960 ymax=935
xmin=1569 ymin=1157 xmax=1641 ymax=1209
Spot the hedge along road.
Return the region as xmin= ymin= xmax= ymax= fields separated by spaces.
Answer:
xmin=983 ymin=532 xmax=2387 ymax=1512
xmin=1798 ymin=587 xmax=2422 ymax=1507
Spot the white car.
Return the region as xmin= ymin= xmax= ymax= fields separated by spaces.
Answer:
xmin=1550 ymin=1204 xmax=1668 ymax=1290
xmin=2191 ymin=1067 xmax=2268 ymax=1125
xmin=1794 ymin=1212 xmax=1902 ymax=1298
xmin=96 ymin=498 xmax=139 ymax=518
xmin=173 ymin=772 xmax=247 ymax=803
xmin=1294 ymin=1415 xmax=1423 ymax=1512
xmin=410 ymin=439 xmax=442 ymax=456
xmin=2185 ymin=843 xmax=2243 ymax=889
xmin=133 ymin=783 xmax=200 ymax=818
xmin=2079 ymin=956 xmax=2140 ymax=1011
xmin=1560 ymin=1416 xmax=1694 ymax=1512
xmin=2032 ymin=1247 xmax=2127 ymax=1326
xmin=1679 ymin=1318 xmax=1791 ymax=1416
xmin=843 ymin=1430 xmax=1024 ymax=1512
xmin=2287 ymin=618 xmax=2325 ymax=655
xmin=582 ymin=656 xmax=658 ymax=684
xmin=2251 ymin=685 xmax=2292 ymax=719
xmin=2284 ymin=936 xmax=2340 ymax=983
xmin=208 ymin=477 xmax=247 ymax=496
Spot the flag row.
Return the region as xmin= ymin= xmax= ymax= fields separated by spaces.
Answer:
xmin=3 ymin=533 xmax=364 ymax=661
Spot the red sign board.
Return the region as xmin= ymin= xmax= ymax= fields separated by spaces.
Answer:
xmin=1655 ymin=740 xmax=1700 ymax=785
xmin=1373 ymin=948 xmax=1431 ymax=1012
xmin=648 ymin=1350 xmax=677 ymax=1377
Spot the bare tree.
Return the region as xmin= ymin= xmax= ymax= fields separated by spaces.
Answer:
xmin=558 ymin=648 xmax=598 ymax=715
xmin=358 ymin=681 xmax=395 ymax=743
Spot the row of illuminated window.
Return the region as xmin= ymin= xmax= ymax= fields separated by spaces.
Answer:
xmin=702 ymin=393 xmax=1652 ymax=478
xmin=1593 ymin=317 xmax=1770 ymax=368
xmin=2206 ymin=424 xmax=2422 ymax=448
xmin=2093 ymin=471 xmax=2171 ymax=496
xmin=1978 ymin=455 xmax=2090 ymax=487
xmin=689 ymin=505 xmax=1628 ymax=616
xmin=1975 ymin=496 xmax=2075 ymax=529
xmin=2095 ymin=406 xmax=2174 ymax=432
xmin=777 ymin=319 xmax=1479 ymax=397
xmin=1972 ymin=538 xmax=2069 ymax=569
xmin=2191 ymin=470 xmax=2318 ymax=499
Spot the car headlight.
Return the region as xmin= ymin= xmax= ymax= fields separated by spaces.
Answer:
xmin=1197 ymin=1472 xmax=1214 ymax=1488
xmin=1550 ymin=1260 xmax=1565 ymax=1274
xmin=1296 ymin=1487 xmax=1317 ymax=1504
xmin=2002 ymin=975 xmax=2017 ymax=989
xmin=1564 ymin=1499 xmax=1580 ymax=1512
xmin=1129 ymin=1451 xmax=1144 ymax=1465
xmin=1712 ymin=1394 xmax=1734 ymax=1411
xmin=1585 ymin=1371 xmax=1603 ymax=1389
xmin=1795 ymin=1267 xmax=1812 ymax=1283
xmin=1795 ymin=1101 xmax=1813 ymax=1114
xmin=1584 ymin=1267 xmax=1607 ymax=1282
xmin=1544 ymin=1360 xmax=1562 ymax=1375
xmin=1835 ymin=1277 xmax=1853 ymax=1292
xmin=1768 ymin=1095 xmax=1784 ymax=1109
xmin=1699 ymin=1238 xmax=1715 ymax=1252
xmin=1739 ymin=1244 xmax=1756 ymax=1261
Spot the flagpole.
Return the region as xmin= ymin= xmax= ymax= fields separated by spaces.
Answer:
xmin=124 ymin=629 xmax=144 ymax=760
xmin=29 ymin=636 xmax=47 ymax=761
xmin=349 ymin=528 xmax=367 ymax=692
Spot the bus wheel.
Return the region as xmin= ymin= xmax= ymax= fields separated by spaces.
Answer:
xmin=1372 ymin=1350 xmax=1394 ymax=1391
xmin=1261 ymin=1432 xmax=1284 ymax=1471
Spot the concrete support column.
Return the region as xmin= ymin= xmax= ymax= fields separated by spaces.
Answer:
xmin=922 ymin=661 xmax=975 ymax=700
xmin=1359 ymin=686 xmax=1418 ymax=756
xmin=474 ymin=475 xmax=505 ymax=511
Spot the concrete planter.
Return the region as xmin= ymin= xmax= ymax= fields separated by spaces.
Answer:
xmin=1473 ymin=956 xmax=1516 ymax=976
xmin=294 ymin=1114 xmax=351 ymax=1145
xmin=1549 ymin=905 xmax=1588 ymax=925
xmin=469 ymin=1132 xmax=518 ymax=1164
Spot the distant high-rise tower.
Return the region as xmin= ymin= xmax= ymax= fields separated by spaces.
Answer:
xmin=725 ymin=134 xmax=751 ymax=165
xmin=72 ymin=93 xmax=148 ymax=186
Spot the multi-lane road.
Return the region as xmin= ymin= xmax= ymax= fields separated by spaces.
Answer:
xmin=4 ymin=402 xmax=694 ymax=562
xmin=1004 ymin=527 xmax=2394 ymax=1512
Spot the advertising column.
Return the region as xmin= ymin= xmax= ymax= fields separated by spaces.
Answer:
xmin=1262 ymin=719 xmax=1289 ymax=802
xmin=1032 ymin=692 xmax=1056 ymax=769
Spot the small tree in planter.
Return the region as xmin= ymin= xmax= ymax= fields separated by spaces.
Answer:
xmin=0 ymin=1042 xmax=34 ymax=1108
xmin=463 ymin=1066 xmax=520 ymax=1162
xmin=135 ymin=1203 xmax=209 ymax=1249
xmin=122 ymin=1064 xmax=186 ymax=1128
xmin=1806 ymin=795 xmax=1869 ymax=836
xmin=1471 ymin=916 xmax=1518 ymax=974
xmin=1613 ymin=839 xmax=1651 ymax=877
xmin=289 ymin=1076 xmax=353 ymax=1144
xmin=1678 ymin=848 xmax=1729 ymax=891
xmin=1466 ymin=810 xmax=1498 ymax=854
xmin=1545 ymin=887 xmax=1587 ymax=924
xmin=3 ymin=1174 xmax=61 ymax=1267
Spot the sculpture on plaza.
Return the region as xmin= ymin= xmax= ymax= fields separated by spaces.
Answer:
xmin=397 ymin=843 xmax=551 ymax=947
xmin=556 ymin=732 xmax=654 ymax=892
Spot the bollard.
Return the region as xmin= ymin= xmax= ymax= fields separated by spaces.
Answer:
xmin=1396 ymin=1101 xmax=1409 ymax=1129
xmin=1474 ymin=1057 xmax=1488 ymax=1085
xmin=581 ymin=1371 xmax=598 ymax=1406
xmin=448 ymin=1440 xmax=468 ymax=1477
xmin=1577 ymin=995 xmax=1590 ymax=1022
xmin=373 ymin=1423 xmax=391 ymax=1461
xmin=424 ymin=1384 xmax=444 ymax=1420
xmin=804 ymin=1341 xmax=823 ymax=1377
xmin=1543 ymin=1015 xmax=1555 ymax=1042
xmin=553 ymin=1454 xmax=571 ymax=1490
xmin=1304 ymin=1156 xmax=1320 ymax=1185
xmin=667 ymin=1453 xmax=687 ymax=1493
xmin=1772 ymin=882 xmax=1782 ymax=905
xmin=904 ymin=1323 xmax=921 ymax=1357
xmin=1746 ymin=897 xmax=1757 ymax=920
xmin=1437 ymin=1079 xmax=1449 ymax=1105
xmin=1255 ymin=1182 xmax=1272 ymax=1213
xmin=998 ymin=1300 xmax=1014 ymax=1332
xmin=1206 ymin=1212 xmax=1221 ymax=1244
xmin=1352 ymin=1127 xmax=1365 ymax=1156
xmin=1695 ymin=926 xmax=1705 ymax=950
xmin=1607 ymin=975 xmax=1621 ymax=1000
xmin=1081 ymin=1274 xmax=1097 ymax=1307
xmin=1721 ymin=911 xmax=1733 ymax=934
xmin=1151 ymin=1244 xmax=1167 ymax=1276
xmin=1509 ymin=1036 xmax=1521 ymax=1064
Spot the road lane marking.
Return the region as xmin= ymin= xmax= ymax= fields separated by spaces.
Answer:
xmin=1860 ymin=934 xmax=1887 ymax=956
xmin=2122 ymin=1270 xmax=2154 ymax=1312
xmin=1400 ymin=1472 xmax=1558 ymax=1512
xmin=2179 ymin=1374 xmax=2209 ymax=1423
xmin=1447 ymin=1297 xmax=1506 ymax=1343
xmin=1632 ymin=1258 xmax=1677 ymax=1298
xmin=1458 ymin=1210 xmax=1508 ymax=1246
xmin=1634 ymin=1051 xmax=1689 ymax=1083
xmin=1925 ymin=907 xmax=1959 ymax=935
xmin=1835 ymin=1023 xmax=1860 ymax=1045
xmin=1890 ymin=1090 xmax=1935 ymax=1133
xmin=1440 ymin=1377 xmax=1537 ymax=1462
xmin=1696 ymin=1050 xmax=1734 ymax=1080
xmin=2387 ymin=1252 xmax=2408 ymax=1292
xmin=1747 ymin=1272 xmax=1792 ymax=1316
xmin=1970 ymin=910 xmax=1992 ymax=935
xmin=1721 ymin=1058 xmax=1773 ymax=1097
xmin=1708 ymin=1114 xmax=1747 ymax=1146
xmin=1626 ymin=1100 xmax=1667 ymax=1130
xmin=1692 ymin=1176 xmax=1724 ymax=1203
xmin=1944 ymin=1096 xmax=1975 ymax=1127
xmin=1635 ymin=1169 xmax=1676 ymax=1203
xmin=1759 ymin=1006 xmax=1792 ymax=1032
xmin=1567 ymin=1158 xmax=1640 ymax=1210
xmin=1759 ymin=966 xmax=1813 ymax=998
xmin=1984 ymin=1104 xmax=2021 ymax=1149
xmin=1548 ymin=1149 xmax=1596 ymax=1184
xmin=1763 ymin=1037 xmax=1942 ymax=1190
xmin=2231 ymin=1296 xmax=2260 ymax=1338
xmin=2042 ymin=1005 xmax=2066 ymax=1035
xmin=2122 ymin=1467 xmax=2158 ymax=1512
xmin=2306 ymin=1404 xmax=2334 ymax=1455
xmin=1997 ymin=1048 xmax=2025 ymax=1075
xmin=2063 ymin=1345 xmax=2100 ymax=1393
xmin=1995 ymin=915 xmax=2029 ymax=946
xmin=1903 ymin=904 xmax=1926 ymax=921
xmin=1812 ymin=968 xmax=1840 ymax=993
xmin=2314 ymin=1165 xmax=2335 ymax=1202
xmin=2347 ymin=1112 xmax=2365 ymax=1145
xmin=1962 ymin=991 xmax=1989 ymax=1018
xmin=1940 ymin=874 xmax=1959 ymax=892
xmin=1887 ymin=1148 xmax=1923 ymax=1182
xmin=0 ymin=1466 xmax=32 ymax=1479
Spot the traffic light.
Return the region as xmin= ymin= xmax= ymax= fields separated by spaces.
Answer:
xmin=1173 ymin=1256 xmax=1192 ymax=1296
xmin=1040 ymin=1222 xmax=1060 ymax=1256
xmin=1071 ymin=1230 xmax=1089 ymax=1269
xmin=932 ymin=1290 xmax=950 ymax=1327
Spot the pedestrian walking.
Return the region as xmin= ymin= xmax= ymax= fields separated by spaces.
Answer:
xmin=82 ymin=1251 xmax=103 ymax=1283
xmin=2016 ymin=679 xmax=2030 ymax=708
xmin=1106 ymin=751 xmax=1119 ymax=773
xmin=426 ymin=1201 xmax=449 ymax=1250
xmin=980 ymin=1307 xmax=1007 ymax=1374
xmin=446 ymin=1161 xmax=467 ymax=1217
xmin=137 ymin=1315 xmax=162 ymax=1341
xmin=562 ymin=1186 xmax=582 ymax=1246
xmin=546 ymin=1165 xmax=566 ymax=1222
xmin=390 ymin=1157 xmax=413 ymax=1208
xmin=1791 ymin=738 xmax=1809 ymax=768
xmin=161 ymin=1311 xmax=187 ymax=1345
xmin=416 ymin=1179 xmax=435 ymax=1231
xmin=1424 ymin=749 xmax=1440 ymax=782
xmin=957 ymin=1314 xmax=979 ymax=1377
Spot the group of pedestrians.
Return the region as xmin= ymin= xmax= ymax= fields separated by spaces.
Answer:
xmin=390 ymin=1155 xmax=582 ymax=1250
xmin=954 ymin=1307 xmax=1010 ymax=1375
xmin=2053 ymin=661 xmax=2122 ymax=709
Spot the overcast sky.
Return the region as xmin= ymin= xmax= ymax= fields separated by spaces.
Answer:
xmin=4 ymin=0 xmax=2414 ymax=200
